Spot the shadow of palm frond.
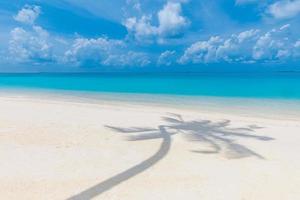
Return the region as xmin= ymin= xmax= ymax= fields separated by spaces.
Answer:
xmin=107 ymin=113 xmax=273 ymax=159
xmin=164 ymin=113 xmax=273 ymax=159
xmin=68 ymin=113 xmax=274 ymax=199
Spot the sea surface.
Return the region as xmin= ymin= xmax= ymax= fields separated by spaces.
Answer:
xmin=0 ymin=72 xmax=300 ymax=99
xmin=0 ymin=72 xmax=300 ymax=119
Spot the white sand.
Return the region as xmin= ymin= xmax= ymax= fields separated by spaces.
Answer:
xmin=0 ymin=94 xmax=300 ymax=200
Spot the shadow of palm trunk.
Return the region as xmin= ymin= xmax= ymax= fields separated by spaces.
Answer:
xmin=67 ymin=126 xmax=171 ymax=200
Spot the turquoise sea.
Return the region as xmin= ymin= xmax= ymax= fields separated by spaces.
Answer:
xmin=0 ymin=72 xmax=300 ymax=99
xmin=1 ymin=72 xmax=300 ymax=119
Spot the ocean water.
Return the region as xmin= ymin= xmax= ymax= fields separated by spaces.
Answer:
xmin=1 ymin=73 xmax=300 ymax=119
xmin=0 ymin=72 xmax=300 ymax=99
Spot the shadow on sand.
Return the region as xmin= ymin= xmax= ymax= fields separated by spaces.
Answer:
xmin=68 ymin=113 xmax=273 ymax=200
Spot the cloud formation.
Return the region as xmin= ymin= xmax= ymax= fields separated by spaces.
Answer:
xmin=9 ymin=5 xmax=53 ymax=64
xmin=2 ymin=1 xmax=300 ymax=70
xmin=124 ymin=1 xmax=189 ymax=42
xmin=157 ymin=2 xmax=189 ymax=37
xmin=157 ymin=50 xmax=176 ymax=66
xmin=14 ymin=5 xmax=41 ymax=25
xmin=8 ymin=4 xmax=150 ymax=68
xmin=9 ymin=26 xmax=52 ymax=63
xmin=268 ymin=0 xmax=300 ymax=19
xmin=64 ymin=37 xmax=150 ymax=67
xmin=179 ymin=24 xmax=299 ymax=64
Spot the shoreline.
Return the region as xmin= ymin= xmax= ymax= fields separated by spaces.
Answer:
xmin=1 ymin=88 xmax=300 ymax=121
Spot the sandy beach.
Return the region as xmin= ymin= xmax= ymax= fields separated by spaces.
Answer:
xmin=0 ymin=94 xmax=300 ymax=200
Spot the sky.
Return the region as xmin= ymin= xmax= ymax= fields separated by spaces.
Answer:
xmin=0 ymin=0 xmax=300 ymax=72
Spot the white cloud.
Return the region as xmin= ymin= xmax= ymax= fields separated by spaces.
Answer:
xmin=295 ymin=40 xmax=300 ymax=48
xmin=268 ymin=0 xmax=300 ymax=19
xmin=64 ymin=37 xmax=124 ymax=65
xmin=294 ymin=40 xmax=300 ymax=57
xmin=8 ymin=28 xmax=151 ymax=67
xmin=276 ymin=49 xmax=291 ymax=59
xmin=253 ymin=25 xmax=291 ymax=60
xmin=124 ymin=1 xmax=189 ymax=42
xmin=8 ymin=4 xmax=151 ymax=68
xmin=103 ymin=51 xmax=150 ymax=67
xmin=124 ymin=16 xmax=157 ymax=41
xmin=216 ymin=29 xmax=259 ymax=62
xmin=279 ymin=23 xmax=290 ymax=30
xmin=179 ymin=24 xmax=298 ymax=64
xmin=9 ymin=26 xmax=52 ymax=63
xmin=179 ymin=36 xmax=223 ymax=64
xmin=237 ymin=29 xmax=260 ymax=43
xmin=14 ymin=5 xmax=41 ymax=25
xmin=157 ymin=2 xmax=189 ymax=37
xmin=64 ymin=37 xmax=150 ymax=67
xmin=157 ymin=50 xmax=176 ymax=66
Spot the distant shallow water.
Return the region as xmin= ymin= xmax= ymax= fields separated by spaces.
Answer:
xmin=1 ymin=86 xmax=300 ymax=121
xmin=1 ymin=73 xmax=300 ymax=120
xmin=0 ymin=72 xmax=300 ymax=99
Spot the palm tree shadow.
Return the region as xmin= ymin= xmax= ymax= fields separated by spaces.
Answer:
xmin=67 ymin=113 xmax=274 ymax=199
xmin=67 ymin=125 xmax=171 ymax=200
xmin=163 ymin=113 xmax=273 ymax=159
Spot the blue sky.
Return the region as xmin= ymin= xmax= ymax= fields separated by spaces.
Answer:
xmin=1 ymin=0 xmax=300 ymax=72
